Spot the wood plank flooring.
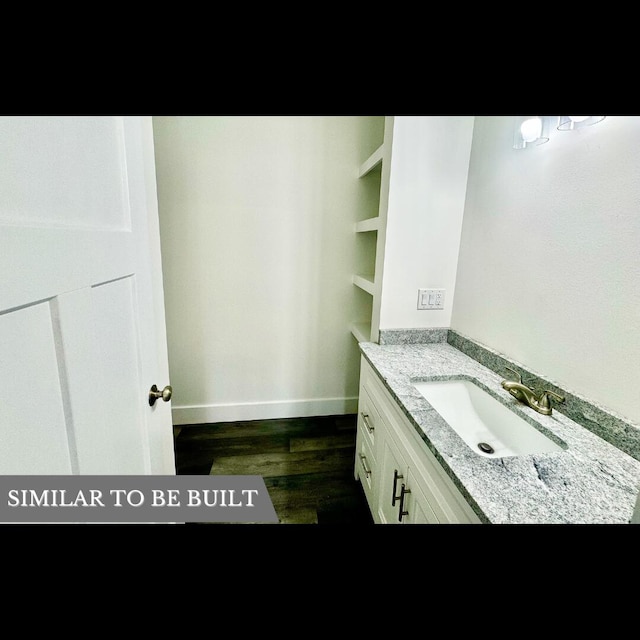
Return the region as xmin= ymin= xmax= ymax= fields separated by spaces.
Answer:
xmin=173 ymin=414 xmax=374 ymax=525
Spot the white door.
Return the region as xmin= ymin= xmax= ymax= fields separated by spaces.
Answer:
xmin=0 ymin=115 xmax=175 ymax=475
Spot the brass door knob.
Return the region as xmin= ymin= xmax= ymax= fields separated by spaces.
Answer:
xmin=149 ymin=384 xmax=172 ymax=406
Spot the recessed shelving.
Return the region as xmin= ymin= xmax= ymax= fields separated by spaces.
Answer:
xmin=350 ymin=117 xmax=394 ymax=345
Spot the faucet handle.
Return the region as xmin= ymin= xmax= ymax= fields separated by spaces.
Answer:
xmin=539 ymin=389 xmax=565 ymax=411
xmin=504 ymin=367 xmax=522 ymax=383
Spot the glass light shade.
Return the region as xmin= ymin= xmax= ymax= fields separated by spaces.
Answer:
xmin=521 ymin=117 xmax=542 ymax=142
xmin=513 ymin=116 xmax=551 ymax=149
xmin=557 ymin=116 xmax=606 ymax=130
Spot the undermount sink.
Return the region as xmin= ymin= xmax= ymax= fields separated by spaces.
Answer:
xmin=413 ymin=378 xmax=564 ymax=458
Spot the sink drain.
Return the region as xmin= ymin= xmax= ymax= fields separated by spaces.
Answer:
xmin=477 ymin=442 xmax=495 ymax=454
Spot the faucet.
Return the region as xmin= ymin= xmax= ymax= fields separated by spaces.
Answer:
xmin=500 ymin=367 xmax=565 ymax=416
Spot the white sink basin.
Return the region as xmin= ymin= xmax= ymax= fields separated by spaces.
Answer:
xmin=413 ymin=378 xmax=564 ymax=458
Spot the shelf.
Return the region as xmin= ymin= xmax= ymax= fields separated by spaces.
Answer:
xmin=354 ymin=217 xmax=380 ymax=233
xmin=358 ymin=144 xmax=383 ymax=178
xmin=350 ymin=322 xmax=371 ymax=343
xmin=352 ymin=274 xmax=375 ymax=295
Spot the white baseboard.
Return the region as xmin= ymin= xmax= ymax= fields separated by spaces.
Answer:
xmin=172 ymin=396 xmax=359 ymax=425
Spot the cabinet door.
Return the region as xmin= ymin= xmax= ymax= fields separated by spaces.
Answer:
xmin=377 ymin=435 xmax=406 ymax=524
xmin=376 ymin=433 xmax=435 ymax=524
xmin=404 ymin=468 xmax=440 ymax=524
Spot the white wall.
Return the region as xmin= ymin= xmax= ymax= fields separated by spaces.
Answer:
xmin=452 ymin=116 xmax=640 ymax=424
xmin=152 ymin=116 xmax=383 ymax=424
xmin=379 ymin=116 xmax=475 ymax=330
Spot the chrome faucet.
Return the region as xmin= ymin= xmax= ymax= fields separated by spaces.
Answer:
xmin=501 ymin=367 xmax=565 ymax=416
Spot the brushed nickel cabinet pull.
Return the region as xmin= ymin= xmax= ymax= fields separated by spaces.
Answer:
xmin=361 ymin=411 xmax=375 ymax=433
xmin=359 ymin=454 xmax=372 ymax=478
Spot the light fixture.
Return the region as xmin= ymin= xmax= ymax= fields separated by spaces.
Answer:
xmin=557 ymin=116 xmax=606 ymax=130
xmin=513 ymin=116 xmax=551 ymax=149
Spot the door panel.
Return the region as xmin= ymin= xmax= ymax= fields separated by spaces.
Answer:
xmin=0 ymin=302 xmax=72 ymax=473
xmin=87 ymin=277 xmax=147 ymax=472
xmin=53 ymin=278 xmax=149 ymax=474
xmin=0 ymin=116 xmax=130 ymax=230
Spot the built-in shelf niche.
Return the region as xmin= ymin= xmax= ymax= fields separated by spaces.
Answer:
xmin=355 ymin=149 xmax=383 ymax=224
xmin=350 ymin=116 xmax=393 ymax=345
xmin=349 ymin=280 xmax=373 ymax=344
xmin=354 ymin=222 xmax=377 ymax=290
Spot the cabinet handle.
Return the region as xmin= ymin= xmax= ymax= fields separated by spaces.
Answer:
xmin=398 ymin=484 xmax=411 ymax=522
xmin=359 ymin=454 xmax=372 ymax=478
xmin=392 ymin=469 xmax=404 ymax=506
xmin=361 ymin=412 xmax=374 ymax=433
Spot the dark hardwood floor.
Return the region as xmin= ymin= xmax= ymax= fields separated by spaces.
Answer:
xmin=173 ymin=414 xmax=374 ymax=525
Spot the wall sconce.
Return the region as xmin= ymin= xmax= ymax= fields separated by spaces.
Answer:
xmin=557 ymin=116 xmax=606 ymax=130
xmin=513 ymin=116 xmax=552 ymax=149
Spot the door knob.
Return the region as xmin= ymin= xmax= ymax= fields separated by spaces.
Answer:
xmin=149 ymin=384 xmax=172 ymax=406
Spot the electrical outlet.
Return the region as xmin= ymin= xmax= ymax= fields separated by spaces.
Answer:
xmin=417 ymin=288 xmax=445 ymax=310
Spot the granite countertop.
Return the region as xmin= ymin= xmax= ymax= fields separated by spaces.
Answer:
xmin=359 ymin=340 xmax=640 ymax=524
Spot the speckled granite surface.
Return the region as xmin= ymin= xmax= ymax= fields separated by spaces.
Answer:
xmin=379 ymin=328 xmax=448 ymax=345
xmin=359 ymin=340 xmax=640 ymax=524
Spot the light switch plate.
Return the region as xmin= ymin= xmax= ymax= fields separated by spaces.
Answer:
xmin=417 ymin=288 xmax=445 ymax=310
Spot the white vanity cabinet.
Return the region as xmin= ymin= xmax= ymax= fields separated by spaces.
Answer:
xmin=354 ymin=356 xmax=481 ymax=524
